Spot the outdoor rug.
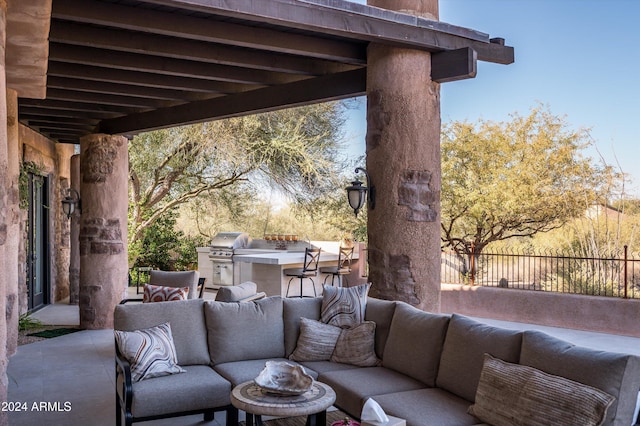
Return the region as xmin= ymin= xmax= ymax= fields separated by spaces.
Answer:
xmin=27 ymin=328 xmax=81 ymax=339
xmin=239 ymin=409 xmax=351 ymax=426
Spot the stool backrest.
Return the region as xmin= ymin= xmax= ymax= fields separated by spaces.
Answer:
xmin=338 ymin=246 xmax=355 ymax=271
xmin=303 ymin=247 xmax=321 ymax=272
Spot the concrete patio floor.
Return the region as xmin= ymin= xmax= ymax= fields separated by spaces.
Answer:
xmin=8 ymin=290 xmax=640 ymax=425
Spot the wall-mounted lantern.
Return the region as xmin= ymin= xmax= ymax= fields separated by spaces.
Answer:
xmin=345 ymin=167 xmax=375 ymax=217
xmin=62 ymin=188 xmax=81 ymax=219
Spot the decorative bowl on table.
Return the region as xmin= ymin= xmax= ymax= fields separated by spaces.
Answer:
xmin=254 ymin=361 xmax=313 ymax=396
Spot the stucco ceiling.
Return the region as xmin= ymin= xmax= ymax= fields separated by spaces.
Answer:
xmin=14 ymin=0 xmax=513 ymax=144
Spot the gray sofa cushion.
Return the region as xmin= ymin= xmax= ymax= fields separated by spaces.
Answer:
xmin=382 ymin=302 xmax=449 ymax=387
xmin=205 ymin=297 xmax=285 ymax=364
xmin=436 ymin=314 xmax=522 ymax=402
xmin=127 ymin=365 xmax=231 ymax=418
xmin=283 ymin=297 xmax=322 ymax=357
xmin=299 ymin=360 xmax=361 ymax=376
xmin=364 ymin=297 xmax=397 ymax=359
xmin=374 ymin=388 xmax=480 ymax=426
xmin=213 ymin=358 xmax=315 ymax=387
xmin=114 ymin=298 xmax=210 ymax=365
xmin=319 ymin=367 xmax=426 ymax=418
xmin=520 ymin=330 xmax=640 ymax=426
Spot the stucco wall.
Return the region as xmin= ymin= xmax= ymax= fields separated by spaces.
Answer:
xmin=441 ymin=283 xmax=640 ymax=337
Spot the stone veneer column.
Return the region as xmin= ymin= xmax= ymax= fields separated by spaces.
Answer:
xmin=79 ymin=134 xmax=128 ymax=329
xmin=69 ymin=154 xmax=80 ymax=304
xmin=365 ymin=0 xmax=441 ymax=312
xmin=5 ymin=88 xmax=18 ymax=356
xmin=0 ymin=1 xmax=9 ymax=422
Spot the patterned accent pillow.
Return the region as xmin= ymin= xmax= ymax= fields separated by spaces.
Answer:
xmin=143 ymin=283 xmax=189 ymax=303
xmin=289 ymin=317 xmax=341 ymax=362
xmin=114 ymin=322 xmax=185 ymax=382
xmin=468 ymin=354 xmax=615 ymax=426
xmin=330 ymin=321 xmax=380 ymax=367
xmin=320 ymin=283 xmax=371 ymax=328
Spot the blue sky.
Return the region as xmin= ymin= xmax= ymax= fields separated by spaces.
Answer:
xmin=344 ymin=0 xmax=640 ymax=197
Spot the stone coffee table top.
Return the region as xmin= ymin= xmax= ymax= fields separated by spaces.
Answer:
xmin=231 ymin=380 xmax=336 ymax=418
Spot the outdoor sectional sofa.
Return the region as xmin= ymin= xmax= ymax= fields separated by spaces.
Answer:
xmin=113 ymin=295 xmax=640 ymax=426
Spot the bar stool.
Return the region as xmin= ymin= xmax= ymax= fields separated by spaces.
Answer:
xmin=319 ymin=246 xmax=354 ymax=287
xmin=284 ymin=247 xmax=321 ymax=297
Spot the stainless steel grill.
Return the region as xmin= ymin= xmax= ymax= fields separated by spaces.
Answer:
xmin=208 ymin=232 xmax=251 ymax=288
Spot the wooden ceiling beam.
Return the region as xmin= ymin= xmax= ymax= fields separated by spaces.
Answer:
xmin=45 ymin=88 xmax=178 ymax=109
xmin=27 ymin=121 xmax=96 ymax=132
xmin=49 ymin=43 xmax=308 ymax=86
xmin=20 ymin=98 xmax=140 ymax=115
xmin=47 ymin=62 xmax=258 ymax=94
xmin=52 ymin=0 xmax=366 ymax=64
xmin=49 ymin=21 xmax=359 ymax=76
xmin=46 ymin=76 xmax=216 ymax=102
xmin=19 ymin=106 xmax=123 ymax=121
xmin=20 ymin=115 xmax=100 ymax=127
xmin=99 ymin=68 xmax=367 ymax=135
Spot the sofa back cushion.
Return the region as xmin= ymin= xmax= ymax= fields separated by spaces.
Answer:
xmin=364 ymin=297 xmax=397 ymax=359
xmin=520 ymin=330 xmax=640 ymax=426
xmin=205 ymin=296 xmax=285 ymax=364
xmin=283 ymin=297 xmax=322 ymax=357
xmin=436 ymin=314 xmax=522 ymax=402
xmin=382 ymin=302 xmax=449 ymax=387
xmin=113 ymin=298 xmax=209 ymax=365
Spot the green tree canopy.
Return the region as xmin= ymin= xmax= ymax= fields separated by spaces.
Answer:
xmin=128 ymin=102 xmax=347 ymax=264
xmin=441 ymin=106 xmax=615 ymax=257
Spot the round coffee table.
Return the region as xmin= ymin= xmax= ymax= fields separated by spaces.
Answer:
xmin=231 ymin=380 xmax=336 ymax=426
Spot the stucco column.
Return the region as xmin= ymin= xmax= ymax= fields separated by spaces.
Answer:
xmin=0 ymin=0 xmax=9 ymax=422
xmin=69 ymin=154 xmax=80 ymax=304
xmin=5 ymin=88 xmax=18 ymax=356
xmin=79 ymin=134 xmax=128 ymax=329
xmin=365 ymin=0 xmax=441 ymax=312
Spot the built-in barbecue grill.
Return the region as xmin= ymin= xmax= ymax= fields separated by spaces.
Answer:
xmin=208 ymin=232 xmax=251 ymax=288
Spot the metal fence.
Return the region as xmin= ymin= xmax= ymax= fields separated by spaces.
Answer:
xmin=441 ymin=246 xmax=640 ymax=299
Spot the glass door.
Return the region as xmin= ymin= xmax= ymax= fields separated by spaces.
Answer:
xmin=27 ymin=173 xmax=50 ymax=311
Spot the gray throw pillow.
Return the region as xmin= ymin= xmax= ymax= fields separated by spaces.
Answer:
xmin=321 ymin=283 xmax=371 ymax=328
xmin=330 ymin=321 xmax=380 ymax=367
xmin=289 ymin=317 xmax=341 ymax=362
xmin=469 ymin=354 xmax=615 ymax=426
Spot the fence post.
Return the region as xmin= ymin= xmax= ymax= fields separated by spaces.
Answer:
xmin=469 ymin=242 xmax=476 ymax=286
xmin=624 ymin=245 xmax=628 ymax=299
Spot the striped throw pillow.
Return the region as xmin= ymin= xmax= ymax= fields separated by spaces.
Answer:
xmin=143 ymin=283 xmax=189 ymax=303
xmin=114 ymin=322 xmax=185 ymax=382
xmin=320 ymin=283 xmax=371 ymax=328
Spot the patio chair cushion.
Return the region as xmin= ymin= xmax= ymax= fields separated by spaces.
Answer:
xmin=436 ymin=314 xmax=522 ymax=402
xmin=382 ymin=302 xmax=449 ymax=387
xmin=520 ymin=330 xmax=640 ymax=426
xmin=214 ymin=358 xmax=318 ymax=388
xmin=127 ymin=365 xmax=231 ymax=418
xmin=283 ymin=296 xmax=322 ymax=357
xmin=468 ymin=354 xmax=614 ymax=426
xmin=215 ymin=281 xmax=258 ymax=302
xmin=149 ymin=270 xmax=199 ymax=299
xmin=142 ymin=283 xmax=189 ymax=303
xmin=289 ymin=317 xmax=341 ymax=362
xmin=319 ymin=366 xmax=427 ymax=417
xmin=114 ymin=298 xmax=210 ymax=365
xmin=320 ymin=283 xmax=370 ymax=328
xmin=374 ymin=388 xmax=481 ymax=426
xmin=364 ymin=297 xmax=397 ymax=359
xmin=114 ymin=322 xmax=185 ymax=382
xmin=205 ymin=296 xmax=285 ymax=364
